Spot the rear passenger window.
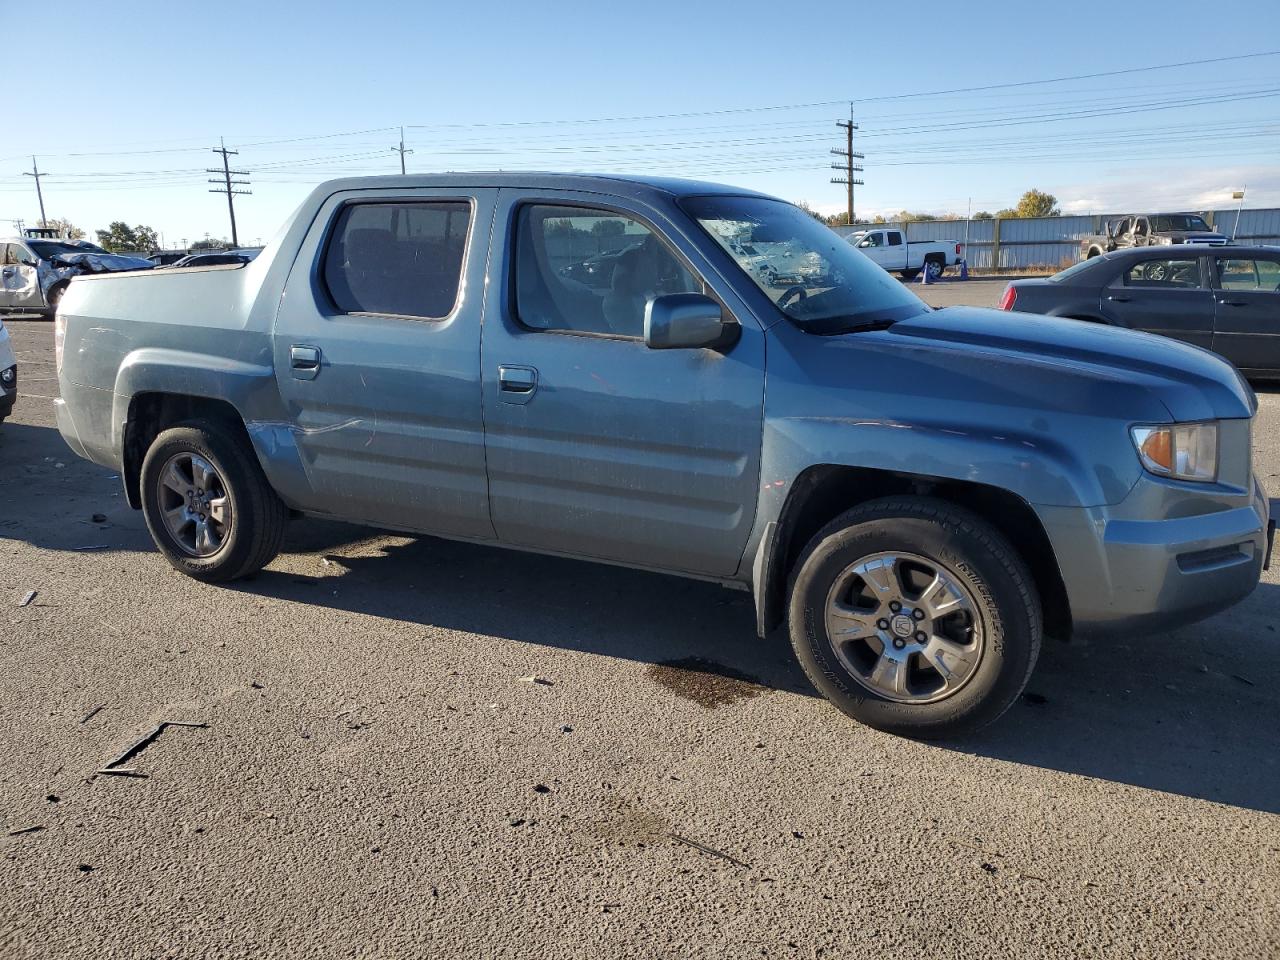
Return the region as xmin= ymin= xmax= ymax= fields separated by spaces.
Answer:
xmin=887 ymin=232 xmax=903 ymax=246
xmin=514 ymin=204 xmax=702 ymax=338
xmin=323 ymin=201 xmax=470 ymax=319
xmin=1124 ymin=259 xmax=1201 ymax=288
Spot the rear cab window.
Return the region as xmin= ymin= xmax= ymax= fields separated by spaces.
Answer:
xmin=321 ymin=200 xmax=472 ymax=319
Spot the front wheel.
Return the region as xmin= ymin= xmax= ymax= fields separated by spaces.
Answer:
xmin=140 ymin=420 xmax=289 ymax=582
xmin=788 ymin=497 xmax=1041 ymax=739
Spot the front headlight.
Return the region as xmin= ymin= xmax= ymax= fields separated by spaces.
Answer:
xmin=1131 ymin=422 xmax=1219 ymax=482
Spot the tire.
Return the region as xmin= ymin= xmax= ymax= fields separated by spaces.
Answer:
xmin=924 ymin=258 xmax=945 ymax=280
xmin=140 ymin=420 xmax=289 ymax=582
xmin=900 ymin=268 xmax=920 ymax=281
xmin=788 ymin=496 xmax=1041 ymax=739
xmin=45 ymin=282 xmax=69 ymax=315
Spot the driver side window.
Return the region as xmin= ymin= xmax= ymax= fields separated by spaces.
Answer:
xmin=513 ymin=204 xmax=702 ymax=339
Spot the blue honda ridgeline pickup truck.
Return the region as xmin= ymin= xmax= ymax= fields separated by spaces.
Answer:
xmin=54 ymin=174 xmax=1274 ymax=738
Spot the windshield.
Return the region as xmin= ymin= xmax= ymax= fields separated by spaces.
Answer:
xmin=1150 ymin=215 xmax=1211 ymax=232
xmin=681 ymin=195 xmax=927 ymax=333
xmin=28 ymin=240 xmax=103 ymax=260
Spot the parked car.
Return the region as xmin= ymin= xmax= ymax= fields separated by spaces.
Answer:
xmin=999 ymin=246 xmax=1280 ymax=379
xmin=53 ymin=173 xmax=1272 ymax=738
xmin=167 ymin=253 xmax=254 ymax=268
xmin=0 ymin=315 xmax=15 ymax=423
xmin=0 ymin=237 xmax=152 ymax=316
xmin=1080 ymin=213 xmax=1228 ymax=260
xmin=847 ymin=228 xmax=963 ymax=280
xmin=147 ymin=252 xmax=189 ymax=267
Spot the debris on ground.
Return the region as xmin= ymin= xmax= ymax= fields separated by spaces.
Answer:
xmin=77 ymin=864 xmax=93 ymax=873
xmin=7 ymin=825 xmax=44 ymax=836
xmin=1231 ymin=674 xmax=1256 ymax=686
xmin=1022 ymin=691 xmax=1048 ymax=705
xmin=560 ymin=725 xmax=574 ymax=733
xmin=73 ymin=544 xmax=110 ymax=552
xmin=517 ymin=675 xmax=553 ymax=686
xmin=19 ymin=590 xmax=37 ymax=608
xmin=980 ymin=862 xmax=999 ymax=874
xmin=602 ymin=903 xmax=621 ymax=914
xmin=90 ymin=514 xmax=107 ymax=523
xmin=101 ymin=720 xmax=208 ymax=772
xmin=96 ymin=768 xmax=147 ymax=778
xmin=80 ymin=705 xmax=105 ymax=725
xmin=533 ymin=784 xmax=551 ymax=794
xmin=508 ymin=818 xmax=526 ymax=827
xmin=669 ymin=833 xmax=750 ymax=869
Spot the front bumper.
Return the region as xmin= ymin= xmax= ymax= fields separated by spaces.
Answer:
xmin=1038 ymin=475 xmax=1271 ymax=634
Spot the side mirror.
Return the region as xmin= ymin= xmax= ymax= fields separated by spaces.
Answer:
xmin=644 ymin=293 xmax=733 ymax=350
xmin=857 ymin=238 xmax=872 ymax=248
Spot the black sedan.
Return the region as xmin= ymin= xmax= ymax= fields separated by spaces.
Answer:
xmin=1000 ymin=245 xmax=1280 ymax=378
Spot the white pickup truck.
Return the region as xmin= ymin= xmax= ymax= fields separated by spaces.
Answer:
xmin=848 ymin=228 xmax=963 ymax=280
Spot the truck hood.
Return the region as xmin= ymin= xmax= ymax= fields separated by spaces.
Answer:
xmin=887 ymin=306 xmax=1253 ymax=421
xmin=1167 ymin=231 xmax=1228 ymax=243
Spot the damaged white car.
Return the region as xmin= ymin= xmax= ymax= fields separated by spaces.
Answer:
xmin=0 ymin=237 xmax=153 ymax=318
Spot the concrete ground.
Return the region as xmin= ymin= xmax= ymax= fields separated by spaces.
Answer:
xmin=1 ymin=301 xmax=1277 ymax=959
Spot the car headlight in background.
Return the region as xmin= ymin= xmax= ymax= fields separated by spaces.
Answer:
xmin=1131 ymin=422 xmax=1219 ymax=482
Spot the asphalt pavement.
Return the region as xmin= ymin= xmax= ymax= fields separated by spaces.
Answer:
xmin=1 ymin=293 xmax=1277 ymax=958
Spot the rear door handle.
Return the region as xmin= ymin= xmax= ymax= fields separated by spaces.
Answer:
xmin=1106 ymin=294 xmax=1131 ymax=302
xmin=497 ymin=364 xmax=538 ymax=404
xmin=290 ymin=344 xmax=321 ymax=380
xmin=1216 ymin=298 xmax=1247 ymax=307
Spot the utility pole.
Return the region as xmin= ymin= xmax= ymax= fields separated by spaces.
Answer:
xmin=22 ymin=157 xmax=48 ymax=227
xmin=207 ymin=138 xmax=251 ymax=248
xmin=394 ymin=126 xmax=413 ymax=175
xmin=830 ymin=107 xmax=864 ymax=226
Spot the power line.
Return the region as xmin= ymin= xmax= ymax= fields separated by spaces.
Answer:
xmin=207 ymin=138 xmax=250 ymax=247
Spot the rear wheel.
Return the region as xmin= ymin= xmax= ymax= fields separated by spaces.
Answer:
xmin=140 ymin=420 xmax=288 ymax=582
xmin=788 ymin=497 xmax=1041 ymax=739
xmin=924 ymin=258 xmax=945 ymax=280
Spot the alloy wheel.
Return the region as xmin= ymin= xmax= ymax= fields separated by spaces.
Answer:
xmin=157 ymin=452 xmax=232 ymax=557
xmin=824 ymin=551 xmax=984 ymax=703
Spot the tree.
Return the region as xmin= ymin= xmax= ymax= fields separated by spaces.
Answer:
xmin=824 ymin=211 xmax=853 ymax=226
xmin=590 ymin=218 xmax=625 ymax=237
xmin=973 ymin=211 xmax=994 ymax=220
xmin=43 ymin=217 xmax=85 ymax=240
xmin=996 ymin=189 xmax=1060 ymax=220
xmin=95 ymin=221 xmax=160 ymax=252
xmin=795 ymin=201 xmax=828 ymax=223
xmin=897 ymin=210 xmax=938 ymax=223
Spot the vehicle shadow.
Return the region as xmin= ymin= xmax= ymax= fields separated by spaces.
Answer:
xmin=241 ymin=528 xmax=1280 ymax=816
xmin=7 ymin=422 xmax=1279 ymax=814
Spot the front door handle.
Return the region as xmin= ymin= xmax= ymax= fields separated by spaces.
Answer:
xmin=1216 ymin=298 xmax=1247 ymax=307
xmin=497 ymin=364 xmax=538 ymax=404
xmin=290 ymin=344 xmax=321 ymax=380
xmin=1106 ymin=294 xmax=1131 ymax=303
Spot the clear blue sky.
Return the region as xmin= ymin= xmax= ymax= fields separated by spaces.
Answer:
xmin=2 ymin=0 xmax=1277 ymax=246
